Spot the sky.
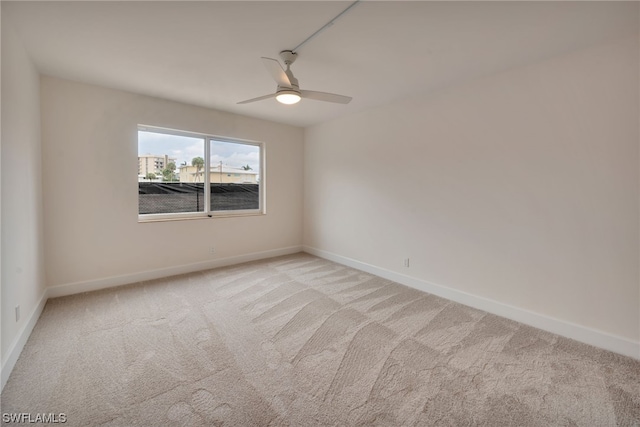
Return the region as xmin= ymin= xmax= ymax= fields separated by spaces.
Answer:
xmin=138 ymin=130 xmax=260 ymax=172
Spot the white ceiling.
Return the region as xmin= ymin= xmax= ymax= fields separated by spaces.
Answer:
xmin=3 ymin=1 xmax=638 ymax=128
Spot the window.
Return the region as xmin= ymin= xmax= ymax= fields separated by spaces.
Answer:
xmin=138 ymin=125 xmax=263 ymax=221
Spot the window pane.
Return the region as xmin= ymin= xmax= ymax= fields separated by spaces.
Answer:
xmin=209 ymin=139 xmax=260 ymax=211
xmin=138 ymin=130 xmax=206 ymax=214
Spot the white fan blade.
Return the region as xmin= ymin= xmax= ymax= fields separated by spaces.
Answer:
xmin=261 ymin=57 xmax=291 ymax=87
xmin=301 ymin=90 xmax=352 ymax=104
xmin=237 ymin=93 xmax=277 ymax=104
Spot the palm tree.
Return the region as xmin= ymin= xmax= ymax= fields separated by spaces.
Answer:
xmin=241 ymin=164 xmax=252 ymax=171
xmin=191 ymin=157 xmax=204 ymax=182
xmin=162 ymin=162 xmax=177 ymax=181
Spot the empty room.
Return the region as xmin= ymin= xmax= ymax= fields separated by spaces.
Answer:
xmin=1 ymin=1 xmax=639 ymax=425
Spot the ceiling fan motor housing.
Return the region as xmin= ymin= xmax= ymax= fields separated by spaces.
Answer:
xmin=280 ymin=50 xmax=298 ymax=66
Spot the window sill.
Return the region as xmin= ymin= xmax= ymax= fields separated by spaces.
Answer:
xmin=138 ymin=211 xmax=265 ymax=223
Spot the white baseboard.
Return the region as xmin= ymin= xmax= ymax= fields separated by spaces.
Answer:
xmin=1 ymin=245 xmax=302 ymax=392
xmin=1 ymin=290 xmax=48 ymax=390
xmin=48 ymin=245 xmax=303 ymax=298
xmin=303 ymin=246 xmax=640 ymax=360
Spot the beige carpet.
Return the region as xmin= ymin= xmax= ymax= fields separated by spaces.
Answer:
xmin=2 ymin=253 xmax=639 ymax=426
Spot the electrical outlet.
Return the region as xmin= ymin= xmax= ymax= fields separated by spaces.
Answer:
xmin=15 ymin=305 xmax=20 ymax=322
xmin=404 ymin=258 xmax=410 ymax=268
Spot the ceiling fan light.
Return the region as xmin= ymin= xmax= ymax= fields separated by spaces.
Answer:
xmin=276 ymin=91 xmax=301 ymax=105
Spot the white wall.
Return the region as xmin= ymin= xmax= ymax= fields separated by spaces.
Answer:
xmin=41 ymin=77 xmax=304 ymax=289
xmin=304 ymin=36 xmax=640 ymax=355
xmin=1 ymin=15 xmax=46 ymax=378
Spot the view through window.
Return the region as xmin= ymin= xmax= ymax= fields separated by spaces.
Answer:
xmin=138 ymin=126 xmax=262 ymax=218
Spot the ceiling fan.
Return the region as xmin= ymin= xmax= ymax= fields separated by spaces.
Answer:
xmin=238 ymin=50 xmax=352 ymax=106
